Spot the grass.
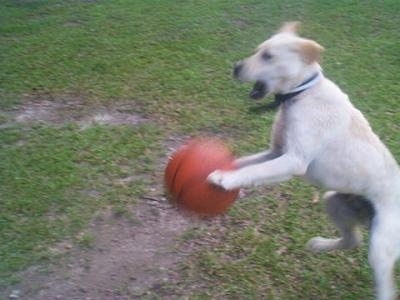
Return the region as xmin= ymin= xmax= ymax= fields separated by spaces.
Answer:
xmin=1 ymin=0 xmax=400 ymax=298
xmin=0 ymin=123 xmax=162 ymax=286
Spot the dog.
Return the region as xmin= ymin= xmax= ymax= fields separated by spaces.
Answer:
xmin=207 ymin=22 xmax=400 ymax=300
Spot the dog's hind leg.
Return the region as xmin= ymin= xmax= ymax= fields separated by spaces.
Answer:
xmin=369 ymin=208 xmax=400 ymax=300
xmin=307 ymin=192 xmax=374 ymax=252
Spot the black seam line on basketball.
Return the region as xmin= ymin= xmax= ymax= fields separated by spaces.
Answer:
xmin=176 ymin=174 xmax=209 ymax=202
xmin=176 ymin=172 xmax=203 ymax=202
xmin=175 ymin=163 xmax=232 ymax=203
xmin=170 ymin=157 xmax=186 ymax=200
xmin=175 ymin=154 xmax=230 ymax=201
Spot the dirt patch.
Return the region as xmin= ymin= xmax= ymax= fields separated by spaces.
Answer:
xmin=1 ymin=99 xmax=239 ymax=300
xmin=1 ymin=132 xmax=229 ymax=300
xmin=3 ymin=195 xmax=208 ymax=300
xmin=11 ymin=95 xmax=147 ymax=128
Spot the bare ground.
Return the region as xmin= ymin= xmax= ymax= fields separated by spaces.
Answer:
xmin=10 ymin=94 xmax=148 ymax=128
xmin=1 ymin=97 xmax=224 ymax=300
xmin=6 ymin=201 xmax=196 ymax=300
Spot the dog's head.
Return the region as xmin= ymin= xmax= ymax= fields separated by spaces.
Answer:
xmin=234 ymin=22 xmax=324 ymax=99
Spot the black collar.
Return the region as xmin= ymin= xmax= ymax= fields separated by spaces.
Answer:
xmin=272 ymin=72 xmax=321 ymax=109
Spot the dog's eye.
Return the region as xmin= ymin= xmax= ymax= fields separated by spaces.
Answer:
xmin=261 ymin=51 xmax=273 ymax=61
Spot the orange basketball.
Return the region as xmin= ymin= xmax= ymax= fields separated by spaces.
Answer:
xmin=165 ymin=137 xmax=239 ymax=215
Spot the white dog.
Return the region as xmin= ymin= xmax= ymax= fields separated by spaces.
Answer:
xmin=208 ymin=22 xmax=400 ymax=300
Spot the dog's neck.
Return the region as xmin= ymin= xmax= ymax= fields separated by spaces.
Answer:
xmin=273 ymin=72 xmax=322 ymax=107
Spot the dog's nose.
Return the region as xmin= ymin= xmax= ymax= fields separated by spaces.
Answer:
xmin=233 ymin=62 xmax=243 ymax=78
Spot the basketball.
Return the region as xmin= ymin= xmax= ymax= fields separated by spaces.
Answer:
xmin=165 ymin=137 xmax=239 ymax=215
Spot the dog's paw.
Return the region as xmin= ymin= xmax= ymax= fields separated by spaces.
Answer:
xmin=207 ymin=170 xmax=239 ymax=191
xmin=306 ymin=236 xmax=341 ymax=252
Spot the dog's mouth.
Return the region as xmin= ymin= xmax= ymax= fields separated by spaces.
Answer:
xmin=249 ymin=81 xmax=268 ymax=100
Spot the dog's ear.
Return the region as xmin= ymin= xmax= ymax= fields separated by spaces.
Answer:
xmin=297 ymin=39 xmax=324 ymax=64
xmin=278 ymin=21 xmax=301 ymax=34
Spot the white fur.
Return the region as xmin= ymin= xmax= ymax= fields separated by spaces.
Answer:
xmin=207 ymin=22 xmax=400 ymax=300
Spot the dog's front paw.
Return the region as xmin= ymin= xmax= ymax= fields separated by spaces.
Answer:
xmin=207 ymin=170 xmax=239 ymax=191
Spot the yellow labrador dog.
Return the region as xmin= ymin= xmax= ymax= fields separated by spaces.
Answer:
xmin=208 ymin=22 xmax=400 ymax=300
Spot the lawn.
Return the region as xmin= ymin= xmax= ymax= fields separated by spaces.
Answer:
xmin=0 ymin=0 xmax=399 ymax=299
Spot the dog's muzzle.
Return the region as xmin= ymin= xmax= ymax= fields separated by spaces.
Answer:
xmin=233 ymin=62 xmax=268 ymax=100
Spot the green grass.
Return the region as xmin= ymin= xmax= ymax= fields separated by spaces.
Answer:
xmin=0 ymin=123 xmax=162 ymax=285
xmin=1 ymin=0 xmax=400 ymax=298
